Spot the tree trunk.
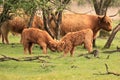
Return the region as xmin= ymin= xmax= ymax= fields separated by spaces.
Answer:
xmin=104 ymin=23 xmax=120 ymax=48
xmin=0 ymin=0 xmax=18 ymax=26
xmin=42 ymin=9 xmax=54 ymax=39
xmin=27 ymin=9 xmax=36 ymax=28
xmin=40 ymin=0 xmax=70 ymax=39
xmin=0 ymin=3 xmax=10 ymax=25
xmin=55 ymin=10 xmax=62 ymax=40
xmin=55 ymin=0 xmax=70 ymax=40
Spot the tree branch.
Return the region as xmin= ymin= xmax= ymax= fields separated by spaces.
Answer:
xmin=104 ymin=23 xmax=120 ymax=48
xmin=109 ymin=9 xmax=120 ymax=17
xmin=0 ymin=55 xmax=50 ymax=62
xmin=103 ymin=46 xmax=120 ymax=53
xmin=105 ymin=63 xmax=120 ymax=76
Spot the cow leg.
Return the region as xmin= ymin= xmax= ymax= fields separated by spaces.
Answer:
xmin=42 ymin=45 xmax=47 ymax=54
xmin=63 ymin=52 xmax=67 ymax=57
xmin=28 ymin=42 xmax=33 ymax=54
xmin=24 ymin=47 xmax=28 ymax=54
xmin=63 ymin=50 xmax=69 ymax=57
xmin=84 ymin=40 xmax=93 ymax=53
xmin=70 ymin=47 xmax=75 ymax=57
xmin=0 ymin=32 xmax=1 ymax=38
xmin=23 ymin=43 xmax=29 ymax=54
xmin=93 ymin=39 xmax=96 ymax=47
xmin=2 ymin=34 xmax=5 ymax=44
xmin=1 ymin=28 xmax=9 ymax=44
xmin=4 ymin=34 xmax=9 ymax=44
xmin=38 ymin=42 xmax=47 ymax=54
xmin=2 ymin=31 xmax=9 ymax=44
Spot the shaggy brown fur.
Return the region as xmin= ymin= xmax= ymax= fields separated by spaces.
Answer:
xmin=32 ymin=15 xmax=44 ymax=29
xmin=49 ymin=14 xmax=112 ymax=47
xmin=21 ymin=28 xmax=57 ymax=54
xmin=57 ymin=29 xmax=93 ymax=57
xmin=50 ymin=14 xmax=112 ymax=38
xmin=0 ymin=15 xmax=44 ymax=44
xmin=0 ymin=17 xmax=27 ymax=44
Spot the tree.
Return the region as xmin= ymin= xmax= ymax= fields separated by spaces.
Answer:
xmin=0 ymin=0 xmax=71 ymax=39
xmin=50 ymin=0 xmax=70 ymax=39
xmin=20 ymin=0 xmax=37 ymax=27
xmin=0 ymin=0 xmax=37 ymax=27
xmin=104 ymin=23 xmax=120 ymax=48
xmin=37 ymin=0 xmax=71 ymax=39
xmin=0 ymin=0 xmax=19 ymax=25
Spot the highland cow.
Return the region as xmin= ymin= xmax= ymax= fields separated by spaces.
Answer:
xmin=0 ymin=15 xmax=44 ymax=44
xmin=0 ymin=17 xmax=27 ymax=44
xmin=49 ymin=14 xmax=112 ymax=47
xmin=57 ymin=29 xmax=93 ymax=57
xmin=21 ymin=28 xmax=57 ymax=54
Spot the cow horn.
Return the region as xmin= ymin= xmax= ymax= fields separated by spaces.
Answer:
xmin=101 ymin=11 xmax=107 ymax=21
xmin=103 ymin=11 xmax=107 ymax=18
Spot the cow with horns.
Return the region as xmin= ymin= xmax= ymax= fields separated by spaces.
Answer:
xmin=49 ymin=13 xmax=112 ymax=47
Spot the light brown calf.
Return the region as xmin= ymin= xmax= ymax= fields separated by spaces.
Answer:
xmin=57 ymin=29 xmax=93 ymax=57
xmin=21 ymin=28 xmax=57 ymax=54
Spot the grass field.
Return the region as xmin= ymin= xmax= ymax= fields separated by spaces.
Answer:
xmin=0 ymin=20 xmax=120 ymax=80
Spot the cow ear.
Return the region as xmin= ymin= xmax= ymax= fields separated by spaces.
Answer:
xmin=49 ymin=41 xmax=54 ymax=45
xmin=102 ymin=15 xmax=106 ymax=22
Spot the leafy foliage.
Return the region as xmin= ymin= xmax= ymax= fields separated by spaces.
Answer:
xmin=0 ymin=0 xmax=3 ymax=4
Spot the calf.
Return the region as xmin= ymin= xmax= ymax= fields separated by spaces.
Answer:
xmin=21 ymin=28 xmax=57 ymax=54
xmin=57 ymin=29 xmax=93 ymax=57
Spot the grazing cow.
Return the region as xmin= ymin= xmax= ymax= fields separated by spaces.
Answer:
xmin=0 ymin=17 xmax=27 ymax=44
xmin=57 ymin=29 xmax=93 ymax=57
xmin=21 ymin=28 xmax=57 ymax=54
xmin=0 ymin=15 xmax=44 ymax=44
xmin=49 ymin=14 xmax=112 ymax=47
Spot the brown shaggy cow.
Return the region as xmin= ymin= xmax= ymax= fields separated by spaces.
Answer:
xmin=49 ymin=14 xmax=112 ymax=47
xmin=57 ymin=29 xmax=93 ymax=57
xmin=0 ymin=17 xmax=27 ymax=44
xmin=21 ymin=28 xmax=57 ymax=54
xmin=0 ymin=15 xmax=44 ymax=44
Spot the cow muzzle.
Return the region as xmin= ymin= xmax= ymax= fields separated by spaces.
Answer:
xmin=108 ymin=27 xmax=112 ymax=31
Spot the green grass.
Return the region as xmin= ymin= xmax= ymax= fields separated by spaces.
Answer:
xmin=0 ymin=20 xmax=120 ymax=80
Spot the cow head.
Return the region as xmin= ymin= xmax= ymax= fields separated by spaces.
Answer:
xmin=57 ymin=41 xmax=65 ymax=52
xmin=98 ymin=15 xmax=112 ymax=31
xmin=48 ymin=40 xmax=58 ymax=52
